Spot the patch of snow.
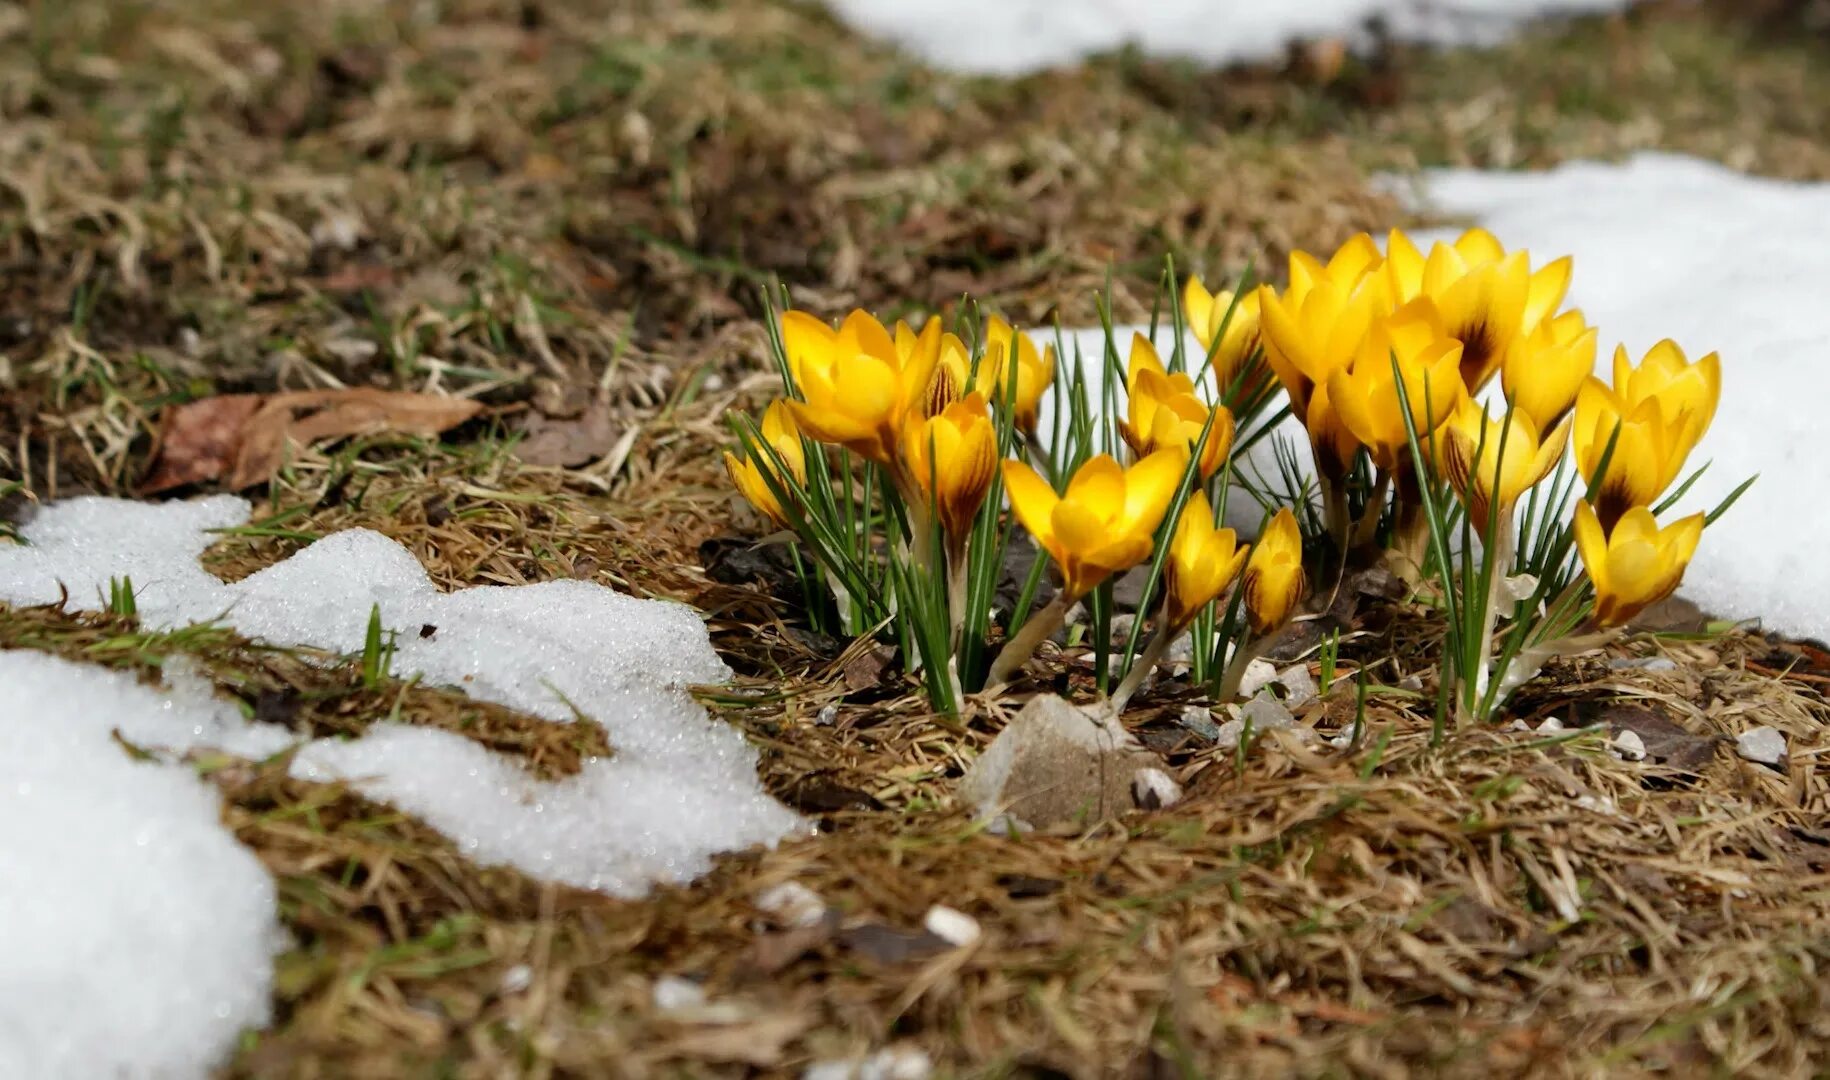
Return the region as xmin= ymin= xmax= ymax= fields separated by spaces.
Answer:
xmin=0 ymin=496 xmax=804 ymax=896
xmin=1404 ymin=153 xmax=1830 ymax=640
xmin=829 ymin=0 xmax=1628 ymax=75
xmin=290 ymin=722 xmax=799 ymax=895
xmin=0 ymin=650 xmax=284 ymax=1079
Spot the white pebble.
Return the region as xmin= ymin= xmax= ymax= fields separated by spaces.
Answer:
xmin=499 ymin=964 xmax=533 ymax=995
xmin=1131 ymin=767 xmax=1183 ymax=809
xmin=651 ymin=975 xmax=706 ymax=1012
xmin=1610 ymin=730 xmax=1647 ymax=761
xmin=1735 ymin=726 xmax=1788 ymax=766
xmin=1237 ymin=658 xmax=1278 ymax=698
xmin=805 ymin=1046 xmax=933 ymax=1080
xmin=922 ymin=905 xmax=981 ymax=948
xmin=754 ymin=881 xmax=828 ymax=929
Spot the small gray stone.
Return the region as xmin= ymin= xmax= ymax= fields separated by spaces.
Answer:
xmin=958 ymin=695 xmax=1171 ymax=828
xmin=1212 ymin=719 xmax=1246 ymax=750
xmin=1237 ymin=658 xmax=1279 ymax=698
xmin=1238 ymin=691 xmax=1297 ymax=732
xmin=1735 ymin=726 xmax=1788 ymax=766
xmin=1276 ymin=664 xmax=1319 ymax=708
xmin=1610 ymin=656 xmax=1678 ymax=673
xmin=1176 ymin=705 xmax=1222 ymax=743
xmin=1609 ymin=729 xmax=1647 ymax=762
xmin=1166 ymin=633 xmax=1195 ymax=663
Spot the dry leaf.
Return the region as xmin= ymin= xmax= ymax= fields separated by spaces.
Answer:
xmin=141 ymin=388 xmax=483 ymax=493
xmin=513 ymin=388 xmax=619 ymax=467
xmin=138 ymin=394 xmax=266 ymax=492
xmin=1599 ymin=705 xmax=1721 ymax=773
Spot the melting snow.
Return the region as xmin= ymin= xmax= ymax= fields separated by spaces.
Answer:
xmin=0 ymin=495 xmax=804 ymax=894
xmin=0 ymin=495 xmax=805 ymax=1072
xmin=1406 ymin=153 xmax=1830 ymax=640
xmin=828 ymin=0 xmax=1629 ymax=75
xmin=0 ymin=651 xmax=286 ymax=1079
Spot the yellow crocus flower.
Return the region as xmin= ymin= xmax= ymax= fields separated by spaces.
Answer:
xmin=901 ymin=391 xmax=999 ymax=541
xmin=1385 ymin=227 xmax=1570 ymax=392
xmin=1182 ymin=276 xmax=1265 ymax=395
xmin=1287 ymin=232 xmax=1385 ymax=299
xmin=1162 ymin=491 xmax=1249 ymax=631
xmin=1573 ymin=501 xmax=1704 ymax=629
xmin=1326 ymin=299 xmax=1467 ymax=472
xmin=1438 ymin=396 xmax=1570 ymax=526
xmin=723 ymin=400 xmax=806 ymax=530
xmin=1610 ymin=339 xmax=1721 ymax=458
xmin=780 ymin=308 xmax=942 ymax=465
xmin=1118 ymin=342 xmax=1235 ymax=478
xmin=1257 ymin=245 xmax=1390 ymax=421
xmin=1120 ymin=333 xmax=1198 ymax=396
xmin=1501 ymin=309 xmax=1597 ymax=428
xmin=1571 ymin=378 xmax=1693 ymax=531
xmin=781 ymin=308 xmax=890 ymax=389
xmin=1001 ymin=450 xmax=1186 ymax=601
xmin=896 ymin=318 xmax=974 ymax=417
xmin=982 ymin=316 xmax=1056 ymax=434
xmin=1242 ymin=507 xmax=1305 ymax=637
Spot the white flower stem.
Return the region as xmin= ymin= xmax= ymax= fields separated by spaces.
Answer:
xmin=1111 ymin=616 xmax=1176 ymax=712
xmin=986 ymin=592 xmax=1073 ymax=690
xmin=1217 ymin=632 xmax=1268 ymax=702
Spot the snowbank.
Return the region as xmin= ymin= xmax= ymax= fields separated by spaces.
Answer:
xmin=1403 ymin=152 xmax=1829 ymax=640
xmin=0 ymin=651 xmax=287 ymax=1079
xmin=828 ymin=0 xmax=1629 ymax=75
xmin=0 ymin=497 xmax=805 ymax=895
xmin=0 ymin=497 xmax=806 ymax=1071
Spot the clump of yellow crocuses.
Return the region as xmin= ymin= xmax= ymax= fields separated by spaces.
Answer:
xmin=730 ymin=280 xmax=1287 ymax=716
xmin=726 ymin=238 xmax=1741 ymax=728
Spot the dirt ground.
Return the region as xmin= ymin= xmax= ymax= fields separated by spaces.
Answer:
xmin=3 ymin=0 xmax=1830 ymax=1075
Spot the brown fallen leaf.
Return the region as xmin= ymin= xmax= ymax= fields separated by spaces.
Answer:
xmin=836 ymin=923 xmax=953 ymax=965
xmin=741 ymin=915 xmax=838 ymax=978
xmin=137 ymin=395 xmax=266 ymax=492
xmin=141 ymin=388 xmax=483 ymax=493
xmin=1599 ymin=705 xmax=1721 ymax=773
xmin=513 ymin=388 xmax=619 ymax=467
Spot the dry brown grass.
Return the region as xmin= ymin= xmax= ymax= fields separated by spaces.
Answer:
xmin=4 ymin=0 xmax=1830 ymax=1075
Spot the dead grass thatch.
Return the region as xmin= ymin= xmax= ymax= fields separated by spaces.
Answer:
xmin=3 ymin=0 xmax=1830 ymax=1075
